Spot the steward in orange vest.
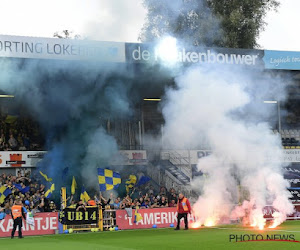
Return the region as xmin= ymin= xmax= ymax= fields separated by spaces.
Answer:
xmin=175 ymin=193 xmax=191 ymax=230
xmin=11 ymin=200 xmax=26 ymax=239
xmin=87 ymin=199 xmax=96 ymax=206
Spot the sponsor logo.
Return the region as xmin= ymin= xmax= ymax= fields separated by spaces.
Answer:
xmin=27 ymin=152 xmax=45 ymax=158
xmin=129 ymin=45 xmax=260 ymax=66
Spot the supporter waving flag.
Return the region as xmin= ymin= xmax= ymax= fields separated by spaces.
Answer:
xmin=14 ymin=184 xmax=30 ymax=194
xmin=39 ymin=171 xmax=53 ymax=182
xmin=45 ymin=183 xmax=55 ymax=199
xmin=134 ymin=206 xmax=143 ymax=224
xmin=0 ymin=186 xmax=12 ymax=204
xmin=98 ymin=168 xmax=121 ymax=191
xmin=125 ymin=175 xmax=137 ymax=193
xmin=71 ymin=176 xmax=77 ymax=195
xmin=80 ymin=186 xmax=90 ymax=202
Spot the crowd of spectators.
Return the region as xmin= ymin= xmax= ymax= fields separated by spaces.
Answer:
xmin=68 ymin=185 xmax=179 ymax=211
xmin=0 ymin=172 xmax=57 ymax=217
xmin=0 ymin=114 xmax=43 ymax=151
xmin=117 ymin=186 xmax=178 ymax=209
xmin=1 ymin=170 xmax=179 ymax=220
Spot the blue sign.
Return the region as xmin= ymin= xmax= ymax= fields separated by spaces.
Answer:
xmin=263 ymin=50 xmax=300 ymax=70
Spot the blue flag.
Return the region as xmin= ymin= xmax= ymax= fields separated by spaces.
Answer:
xmin=14 ymin=184 xmax=30 ymax=194
xmin=136 ymin=176 xmax=151 ymax=187
xmin=62 ymin=167 xmax=69 ymax=181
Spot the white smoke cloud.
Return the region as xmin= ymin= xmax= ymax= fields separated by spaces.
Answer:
xmin=162 ymin=64 xmax=294 ymax=228
xmin=83 ymin=0 xmax=147 ymax=42
xmin=0 ymin=0 xmax=146 ymax=42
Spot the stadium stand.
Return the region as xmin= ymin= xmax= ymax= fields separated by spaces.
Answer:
xmin=67 ymin=185 xmax=178 ymax=211
xmin=0 ymin=172 xmax=57 ymax=215
xmin=0 ymin=114 xmax=43 ymax=151
xmin=273 ymin=129 xmax=300 ymax=147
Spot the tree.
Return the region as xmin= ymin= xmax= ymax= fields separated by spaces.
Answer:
xmin=139 ymin=0 xmax=279 ymax=49
xmin=53 ymin=30 xmax=81 ymax=39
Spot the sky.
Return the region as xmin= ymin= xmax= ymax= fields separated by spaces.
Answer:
xmin=0 ymin=0 xmax=299 ymax=51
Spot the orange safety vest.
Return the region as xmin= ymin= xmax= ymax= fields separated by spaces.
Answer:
xmin=88 ymin=200 xmax=96 ymax=206
xmin=177 ymin=197 xmax=189 ymax=212
xmin=11 ymin=205 xmax=22 ymax=219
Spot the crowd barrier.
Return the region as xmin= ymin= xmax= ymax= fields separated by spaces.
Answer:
xmin=116 ymin=205 xmax=300 ymax=230
xmin=0 ymin=212 xmax=58 ymax=238
xmin=116 ymin=207 xmax=181 ymax=229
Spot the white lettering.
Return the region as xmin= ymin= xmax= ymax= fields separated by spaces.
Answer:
xmin=154 ymin=213 xmax=161 ymax=225
xmin=144 ymin=213 xmax=154 ymax=225
xmin=182 ymin=49 xmax=191 ymax=62
xmin=7 ymin=219 xmax=13 ymax=231
xmin=217 ymin=53 xmax=225 ymax=63
xmin=142 ymin=50 xmax=150 ymax=61
xmin=190 ymin=52 xmax=198 ymax=63
xmin=35 ymin=217 xmax=42 ymax=230
xmin=161 ymin=212 xmax=168 ymax=224
xmin=42 ymin=217 xmax=49 ymax=230
xmin=244 ymin=55 xmax=253 ymax=65
xmin=132 ymin=46 xmax=141 ymax=60
xmin=0 ymin=219 xmax=6 ymax=232
xmin=125 ymin=214 xmax=133 ymax=226
xmin=172 ymin=212 xmax=177 ymax=223
xmin=50 ymin=217 xmax=57 ymax=230
xmin=232 ymin=54 xmax=244 ymax=64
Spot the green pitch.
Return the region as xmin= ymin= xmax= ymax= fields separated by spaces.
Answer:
xmin=1 ymin=221 xmax=300 ymax=250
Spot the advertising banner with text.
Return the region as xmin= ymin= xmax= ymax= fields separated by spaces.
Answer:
xmin=0 ymin=151 xmax=46 ymax=168
xmin=116 ymin=206 xmax=300 ymax=230
xmin=2 ymin=35 xmax=300 ymax=70
xmin=110 ymin=150 xmax=147 ymax=166
xmin=116 ymin=207 xmax=195 ymax=230
xmin=0 ymin=212 xmax=58 ymax=237
xmin=0 ymin=34 xmax=125 ymax=62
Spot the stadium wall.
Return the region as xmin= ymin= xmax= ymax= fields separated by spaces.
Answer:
xmin=116 ymin=206 xmax=300 ymax=230
xmin=0 ymin=212 xmax=58 ymax=237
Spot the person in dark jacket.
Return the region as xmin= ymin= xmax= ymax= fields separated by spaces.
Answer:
xmin=175 ymin=193 xmax=191 ymax=230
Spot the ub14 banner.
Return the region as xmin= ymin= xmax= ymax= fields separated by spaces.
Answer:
xmin=0 ymin=151 xmax=46 ymax=168
xmin=59 ymin=207 xmax=99 ymax=225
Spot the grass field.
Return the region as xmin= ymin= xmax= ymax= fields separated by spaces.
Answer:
xmin=1 ymin=221 xmax=300 ymax=250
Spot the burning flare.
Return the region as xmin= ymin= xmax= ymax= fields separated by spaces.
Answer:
xmin=204 ymin=218 xmax=216 ymax=227
xmin=250 ymin=216 xmax=266 ymax=230
xmin=190 ymin=221 xmax=202 ymax=229
xmin=269 ymin=212 xmax=284 ymax=228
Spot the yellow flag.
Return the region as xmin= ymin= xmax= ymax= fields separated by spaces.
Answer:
xmin=134 ymin=207 xmax=143 ymax=223
xmin=40 ymin=171 xmax=53 ymax=182
xmin=71 ymin=176 xmax=77 ymax=195
xmin=125 ymin=175 xmax=137 ymax=193
xmin=80 ymin=186 xmax=90 ymax=202
xmin=45 ymin=184 xmax=55 ymax=198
